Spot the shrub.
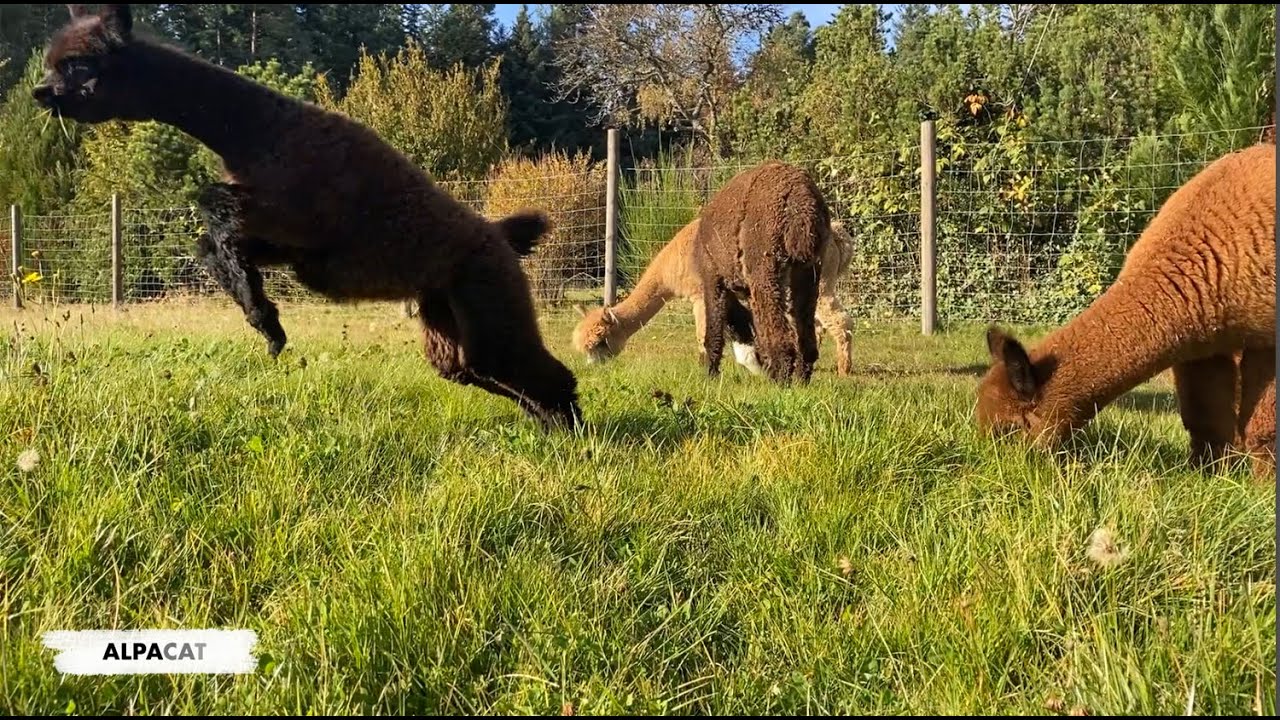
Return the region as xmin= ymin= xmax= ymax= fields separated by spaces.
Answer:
xmin=483 ymin=150 xmax=606 ymax=303
xmin=616 ymin=147 xmax=746 ymax=293
xmin=316 ymin=39 xmax=509 ymax=183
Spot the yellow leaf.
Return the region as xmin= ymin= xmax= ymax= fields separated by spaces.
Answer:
xmin=22 ymin=272 xmax=43 ymax=284
xmin=970 ymin=103 xmax=983 ymax=115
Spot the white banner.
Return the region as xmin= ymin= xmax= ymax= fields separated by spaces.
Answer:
xmin=42 ymin=629 xmax=259 ymax=676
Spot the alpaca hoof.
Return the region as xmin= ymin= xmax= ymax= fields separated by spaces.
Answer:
xmin=1187 ymin=439 xmax=1233 ymax=472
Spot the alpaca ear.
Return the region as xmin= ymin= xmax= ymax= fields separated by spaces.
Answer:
xmin=67 ymin=4 xmax=88 ymax=18
xmin=987 ymin=327 xmax=1037 ymax=400
xmin=100 ymin=4 xmax=133 ymax=38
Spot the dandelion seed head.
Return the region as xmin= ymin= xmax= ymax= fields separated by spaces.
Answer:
xmin=1086 ymin=526 xmax=1128 ymax=568
xmin=17 ymin=449 xmax=40 ymax=472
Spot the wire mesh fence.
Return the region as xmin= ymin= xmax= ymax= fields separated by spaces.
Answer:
xmin=5 ymin=124 xmax=1270 ymax=329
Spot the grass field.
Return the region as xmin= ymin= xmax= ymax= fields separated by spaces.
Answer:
xmin=1 ymin=299 xmax=1274 ymax=715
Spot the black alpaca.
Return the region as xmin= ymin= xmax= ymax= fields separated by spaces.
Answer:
xmin=35 ymin=4 xmax=582 ymax=429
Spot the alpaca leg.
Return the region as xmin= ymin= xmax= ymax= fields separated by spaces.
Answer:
xmin=692 ymin=295 xmax=710 ymax=366
xmin=1243 ymin=375 xmax=1276 ymax=478
xmin=1173 ymin=353 xmax=1240 ymax=469
xmin=1236 ymin=346 xmax=1276 ymax=476
xmin=1235 ymin=347 xmax=1275 ymax=440
xmin=724 ymin=292 xmax=763 ymax=376
xmin=741 ymin=256 xmax=798 ymax=384
xmin=787 ymin=263 xmax=821 ymax=383
xmin=701 ymin=278 xmax=729 ymax=377
xmin=447 ymin=271 xmax=583 ymax=430
xmin=195 ymin=184 xmax=287 ymax=358
xmin=815 ymin=292 xmax=853 ymax=376
xmin=724 ymin=292 xmax=756 ymax=344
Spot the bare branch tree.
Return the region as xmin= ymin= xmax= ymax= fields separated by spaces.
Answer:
xmin=553 ymin=4 xmax=784 ymax=156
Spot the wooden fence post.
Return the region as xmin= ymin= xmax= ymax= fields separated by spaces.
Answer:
xmin=604 ymin=127 xmax=620 ymax=307
xmin=11 ymin=204 xmax=22 ymax=310
xmin=111 ymin=193 xmax=124 ymax=307
xmin=920 ymin=119 xmax=938 ymax=336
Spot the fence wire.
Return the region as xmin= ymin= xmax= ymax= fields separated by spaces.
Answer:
xmin=3 ymin=125 xmax=1269 ymax=331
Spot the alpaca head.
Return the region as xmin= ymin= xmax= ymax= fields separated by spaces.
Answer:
xmin=33 ymin=5 xmax=144 ymax=124
xmin=571 ymin=304 xmax=630 ymax=364
xmin=975 ymin=327 xmax=1063 ymax=447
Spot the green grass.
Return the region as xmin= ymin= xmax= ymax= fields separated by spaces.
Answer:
xmin=0 ymin=299 xmax=1274 ymax=715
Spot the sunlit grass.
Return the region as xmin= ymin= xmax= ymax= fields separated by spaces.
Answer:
xmin=0 ymin=299 xmax=1273 ymax=715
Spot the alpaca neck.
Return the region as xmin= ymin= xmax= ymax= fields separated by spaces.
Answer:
xmin=1031 ymin=272 xmax=1195 ymax=428
xmin=609 ymin=271 xmax=674 ymax=335
xmin=128 ymin=41 xmax=289 ymax=162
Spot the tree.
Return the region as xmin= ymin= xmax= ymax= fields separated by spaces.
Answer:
xmin=296 ymin=4 xmax=407 ymax=88
xmin=419 ymin=3 xmax=501 ymax=70
xmin=1159 ymin=3 xmax=1276 ymax=151
xmin=316 ymin=39 xmax=508 ymax=182
xmin=800 ymin=4 xmax=897 ymax=155
xmin=0 ymin=4 xmax=74 ymax=95
xmin=0 ymin=50 xmax=84 ymax=215
xmin=726 ymin=10 xmax=815 ymax=159
xmin=499 ymin=5 xmax=545 ymax=153
xmin=553 ymin=3 xmax=784 ymax=158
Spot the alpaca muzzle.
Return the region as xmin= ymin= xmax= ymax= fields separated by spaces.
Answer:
xmin=32 ymin=82 xmax=58 ymax=106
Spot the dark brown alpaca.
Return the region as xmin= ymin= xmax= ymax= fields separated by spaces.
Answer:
xmin=977 ymin=142 xmax=1276 ymax=476
xmin=34 ymin=4 xmax=582 ymax=429
xmin=694 ymin=161 xmax=831 ymax=383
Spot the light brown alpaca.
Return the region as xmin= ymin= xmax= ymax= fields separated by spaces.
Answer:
xmin=977 ymin=142 xmax=1276 ymax=475
xmin=1234 ymin=347 xmax=1275 ymax=476
xmin=1243 ymin=376 xmax=1276 ymax=476
xmin=694 ymin=161 xmax=832 ymax=383
xmin=571 ymin=217 xmax=856 ymax=375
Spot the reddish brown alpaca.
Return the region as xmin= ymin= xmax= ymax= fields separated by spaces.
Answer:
xmin=34 ymin=4 xmax=581 ymax=429
xmin=695 ymin=161 xmax=832 ymax=383
xmin=978 ymin=142 xmax=1276 ymax=475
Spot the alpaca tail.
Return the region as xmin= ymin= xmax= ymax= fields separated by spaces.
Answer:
xmin=495 ymin=211 xmax=552 ymax=257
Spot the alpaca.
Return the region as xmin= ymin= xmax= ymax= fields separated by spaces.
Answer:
xmin=977 ymin=142 xmax=1276 ymax=475
xmin=35 ymin=4 xmax=582 ymax=429
xmin=693 ymin=161 xmax=832 ymax=383
xmin=1242 ymin=373 xmax=1275 ymax=477
xmin=571 ymin=216 xmax=856 ymax=376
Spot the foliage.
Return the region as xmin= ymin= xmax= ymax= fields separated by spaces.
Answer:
xmin=1158 ymin=3 xmax=1277 ymax=156
xmin=317 ymin=40 xmax=509 ymax=182
xmin=799 ymin=4 xmax=898 ymax=158
xmin=615 ymin=146 xmax=748 ymax=295
xmin=0 ymin=50 xmax=83 ymax=215
xmin=553 ymin=4 xmax=784 ymax=157
xmin=483 ymin=150 xmax=606 ymax=302
xmin=725 ymin=11 xmax=816 ymax=160
xmin=418 ymin=3 xmax=502 ymax=70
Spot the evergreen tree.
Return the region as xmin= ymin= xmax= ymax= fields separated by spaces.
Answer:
xmin=419 ymin=3 xmax=500 ymax=70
